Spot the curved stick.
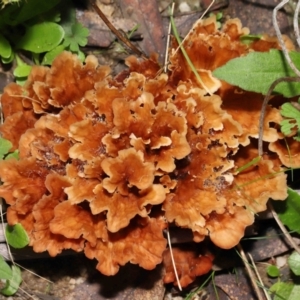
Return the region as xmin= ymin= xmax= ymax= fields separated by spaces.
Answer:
xmin=268 ymin=201 xmax=300 ymax=255
xmin=90 ymin=0 xmax=147 ymax=60
xmin=293 ymin=0 xmax=300 ymax=47
xmin=258 ymin=76 xmax=300 ymax=156
xmin=273 ymin=0 xmax=300 ymax=77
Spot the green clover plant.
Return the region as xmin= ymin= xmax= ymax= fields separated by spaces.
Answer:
xmin=267 ymin=251 xmax=300 ymax=300
xmin=0 ymin=137 xmax=28 ymax=296
xmin=280 ymin=102 xmax=300 ymax=141
xmin=0 ymin=0 xmax=90 ymax=79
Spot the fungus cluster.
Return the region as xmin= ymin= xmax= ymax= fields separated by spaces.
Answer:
xmin=0 ymin=17 xmax=293 ymax=286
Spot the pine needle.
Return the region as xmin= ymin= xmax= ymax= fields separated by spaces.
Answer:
xmin=166 ymin=228 xmax=182 ymax=291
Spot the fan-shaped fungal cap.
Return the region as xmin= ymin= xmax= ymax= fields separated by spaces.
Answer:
xmin=0 ymin=17 xmax=291 ymax=285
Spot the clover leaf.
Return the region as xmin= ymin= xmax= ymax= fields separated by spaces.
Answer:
xmin=280 ymin=102 xmax=300 ymax=140
xmin=0 ymin=33 xmax=12 ymax=59
xmin=0 ymin=138 xmax=12 ymax=159
xmin=5 ymin=0 xmax=60 ymax=25
xmin=16 ymin=22 xmax=64 ymax=53
xmin=5 ymin=223 xmax=29 ymax=249
xmin=0 ymin=265 xmax=22 ymax=296
xmin=0 ymin=137 xmax=19 ymax=160
xmin=0 ymin=256 xmax=13 ymax=280
xmin=270 ymin=282 xmax=300 ymax=300
xmin=266 ymin=265 xmax=280 ymax=278
xmin=62 ymin=22 xmax=89 ymax=53
xmin=41 ymin=44 xmax=65 ymax=65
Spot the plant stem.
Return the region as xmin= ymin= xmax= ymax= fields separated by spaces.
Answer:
xmin=268 ymin=201 xmax=300 ymax=254
xmin=237 ymin=243 xmax=265 ymax=300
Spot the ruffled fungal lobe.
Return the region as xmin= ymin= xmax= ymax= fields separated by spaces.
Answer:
xmin=84 ymin=216 xmax=167 ymax=276
xmin=163 ymin=245 xmax=213 ymax=287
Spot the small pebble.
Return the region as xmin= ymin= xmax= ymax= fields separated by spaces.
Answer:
xmin=276 ymin=256 xmax=287 ymax=268
xmin=76 ymin=277 xmax=85 ymax=284
xmin=99 ymin=0 xmax=113 ymax=4
xmin=178 ymin=2 xmax=191 ymax=13
xmin=69 ymin=278 xmax=76 ymax=285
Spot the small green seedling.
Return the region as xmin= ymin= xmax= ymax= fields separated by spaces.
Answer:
xmin=268 ymin=252 xmax=300 ymax=300
xmin=62 ymin=22 xmax=89 ymax=53
xmin=267 ymin=264 xmax=280 ymax=278
xmin=0 ymin=137 xmax=26 ymax=295
xmin=209 ymin=11 xmax=223 ymax=28
xmin=0 ymin=263 xmax=22 ymax=296
xmin=270 ymin=282 xmax=300 ymax=300
xmin=0 ymin=221 xmax=31 ymax=296
xmin=0 ymin=0 xmax=90 ymax=81
xmin=0 ymin=256 xmax=22 ymax=295
xmin=0 ymin=255 xmax=13 ymax=280
xmin=0 ymin=221 xmax=28 ymax=296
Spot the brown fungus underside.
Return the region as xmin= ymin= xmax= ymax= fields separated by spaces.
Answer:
xmin=0 ymin=17 xmax=294 ymax=286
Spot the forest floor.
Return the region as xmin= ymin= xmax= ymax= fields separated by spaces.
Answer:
xmin=0 ymin=0 xmax=299 ymax=299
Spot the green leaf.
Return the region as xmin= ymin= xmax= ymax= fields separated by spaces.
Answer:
xmin=288 ymin=252 xmax=300 ymax=276
xmin=240 ymin=34 xmax=262 ymax=45
xmin=280 ymin=103 xmax=300 ymax=139
xmin=77 ymin=49 xmax=85 ymax=62
xmin=272 ymin=188 xmax=300 ymax=234
xmin=5 ymin=150 xmax=19 ymax=160
xmin=270 ymin=282 xmax=300 ymax=300
xmin=16 ymin=22 xmax=64 ymax=53
xmin=41 ymin=44 xmax=65 ymax=65
xmin=0 ymin=2 xmax=20 ymax=27
xmin=13 ymin=64 xmax=32 ymax=77
xmin=15 ymin=77 xmax=27 ymax=85
xmin=281 ymin=119 xmax=295 ymax=136
xmin=6 ymin=0 xmax=60 ymax=25
xmin=0 ymin=137 xmax=12 ymax=159
xmin=5 ymin=223 xmax=29 ymax=248
xmin=1 ymin=265 xmax=22 ymax=296
xmin=1 ymin=51 xmax=14 ymax=64
xmin=14 ymin=55 xmax=32 ymax=79
xmin=267 ymin=265 xmax=280 ymax=278
xmin=0 ymin=256 xmax=13 ymax=280
xmin=213 ymin=49 xmax=300 ymax=98
xmin=39 ymin=10 xmax=60 ymax=23
xmin=0 ymin=33 xmax=11 ymax=58
xmin=281 ymin=102 xmax=300 ymax=119
xmin=59 ymin=0 xmax=76 ymax=35
xmin=62 ymin=22 xmax=89 ymax=53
